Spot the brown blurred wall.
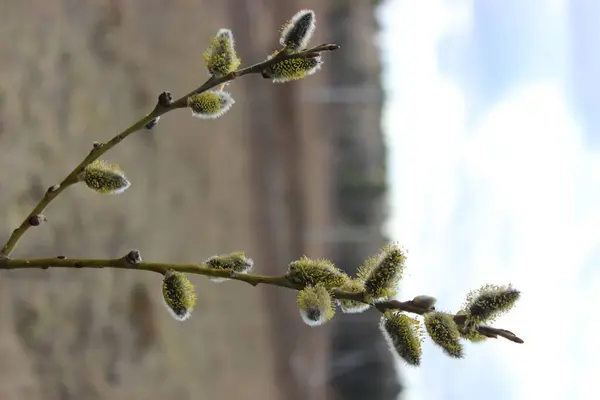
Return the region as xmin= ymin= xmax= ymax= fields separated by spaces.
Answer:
xmin=0 ymin=1 xmax=396 ymax=399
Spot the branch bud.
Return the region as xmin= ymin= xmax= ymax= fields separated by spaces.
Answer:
xmin=358 ymin=244 xmax=407 ymax=302
xmin=379 ymin=311 xmax=423 ymax=367
xmin=280 ymin=9 xmax=316 ymax=53
xmin=158 ymin=91 xmax=173 ymax=107
xmin=124 ymin=249 xmax=142 ymax=265
xmin=203 ymin=29 xmax=241 ymax=77
xmin=463 ymin=284 xmax=521 ymax=325
xmin=28 ymin=214 xmax=47 ymax=226
xmin=263 ymin=53 xmax=323 ymax=83
xmin=337 ymin=279 xmax=370 ymax=314
xmin=424 ymin=312 xmax=464 ymax=358
xmin=410 ymin=295 xmax=437 ymax=311
xmin=162 ymin=270 xmax=197 ymax=321
xmin=78 ymin=160 xmax=131 ymax=194
xmin=187 ymin=91 xmax=235 ymax=119
xmin=297 ymin=284 xmax=335 ymax=326
xmin=286 ymin=256 xmax=348 ymax=289
xmin=204 ymin=251 xmax=254 ymax=283
xmin=145 ymin=117 xmax=160 ymax=130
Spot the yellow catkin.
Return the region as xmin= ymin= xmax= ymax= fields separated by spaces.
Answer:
xmin=80 ymin=160 xmax=130 ymax=194
xmin=162 ymin=270 xmax=197 ymax=321
xmin=358 ymin=244 xmax=407 ymax=302
xmin=380 ymin=312 xmax=423 ymax=366
xmin=286 ymin=256 xmax=349 ymax=289
xmin=424 ymin=312 xmax=464 ymax=358
xmin=187 ymin=91 xmax=235 ymax=119
xmin=297 ymin=284 xmax=335 ymax=326
xmin=203 ymin=28 xmax=241 ymax=77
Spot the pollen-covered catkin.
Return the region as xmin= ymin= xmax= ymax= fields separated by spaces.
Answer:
xmin=162 ymin=270 xmax=197 ymax=321
xmin=297 ymin=284 xmax=335 ymax=326
xmin=424 ymin=312 xmax=464 ymax=358
xmin=263 ymin=53 xmax=322 ymax=83
xmin=203 ymin=28 xmax=241 ymax=77
xmin=187 ymin=91 xmax=235 ymax=119
xmin=358 ymin=244 xmax=407 ymax=302
xmin=204 ymin=252 xmax=254 ymax=283
xmin=379 ymin=311 xmax=423 ymax=366
xmin=286 ymin=256 xmax=348 ymax=289
xmin=463 ymin=284 xmax=521 ymax=325
xmin=78 ymin=160 xmax=131 ymax=194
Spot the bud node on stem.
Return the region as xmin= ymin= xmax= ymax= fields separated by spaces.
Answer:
xmin=158 ymin=91 xmax=173 ymax=107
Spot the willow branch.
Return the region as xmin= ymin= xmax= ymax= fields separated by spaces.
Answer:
xmin=0 ymin=255 xmax=523 ymax=344
xmin=0 ymin=44 xmax=339 ymax=258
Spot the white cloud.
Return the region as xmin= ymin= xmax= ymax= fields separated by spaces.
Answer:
xmin=379 ymin=1 xmax=600 ymax=399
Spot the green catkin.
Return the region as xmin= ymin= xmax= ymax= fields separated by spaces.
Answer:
xmin=263 ymin=52 xmax=322 ymax=83
xmin=204 ymin=252 xmax=254 ymax=283
xmin=464 ymin=284 xmax=521 ymax=325
xmin=79 ymin=160 xmax=130 ymax=194
xmin=379 ymin=311 xmax=423 ymax=367
xmin=358 ymin=244 xmax=407 ymax=302
xmin=424 ymin=312 xmax=464 ymax=358
xmin=286 ymin=256 xmax=349 ymax=289
xmin=187 ymin=91 xmax=235 ymax=119
xmin=297 ymin=284 xmax=335 ymax=326
xmin=162 ymin=270 xmax=197 ymax=321
xmin=203 ymin=28 xmax=241 ymax=77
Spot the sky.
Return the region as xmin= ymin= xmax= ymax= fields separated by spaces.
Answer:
xmin=378 ymin=1 xmax=600 ymax=399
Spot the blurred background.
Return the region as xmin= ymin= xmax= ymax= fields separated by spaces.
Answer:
xmin=0 ymin=0 xmax=597 ymax=400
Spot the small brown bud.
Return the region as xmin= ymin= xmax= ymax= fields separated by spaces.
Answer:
xmin=47 ymin=184 xmax=60 ymax=193
xmin=28 ymin=214 xmax=47 ymax=226
xmin=93 ymin=141 xmax=104 ymax=149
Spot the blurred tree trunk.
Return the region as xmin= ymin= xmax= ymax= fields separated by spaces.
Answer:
xmin=324 ymin=1 xmax=403 ymax=399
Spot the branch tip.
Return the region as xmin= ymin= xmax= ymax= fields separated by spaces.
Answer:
xmin=310 ymin=43 xmax=339 ymax=52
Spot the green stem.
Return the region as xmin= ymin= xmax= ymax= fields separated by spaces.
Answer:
xmin=0 ymin=256 xmax=523 ymax=344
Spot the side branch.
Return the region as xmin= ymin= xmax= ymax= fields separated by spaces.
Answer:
xmin=0 ymin=44 xmax=339 ymax=257
xmin=0 ymin=256 xmax=522 ymax=344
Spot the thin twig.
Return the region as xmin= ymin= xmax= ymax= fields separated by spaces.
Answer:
xmin=0 ymin=44 xmax=339 ymax=257
xmin=0 ymin=256 xmax=523 ymax=344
